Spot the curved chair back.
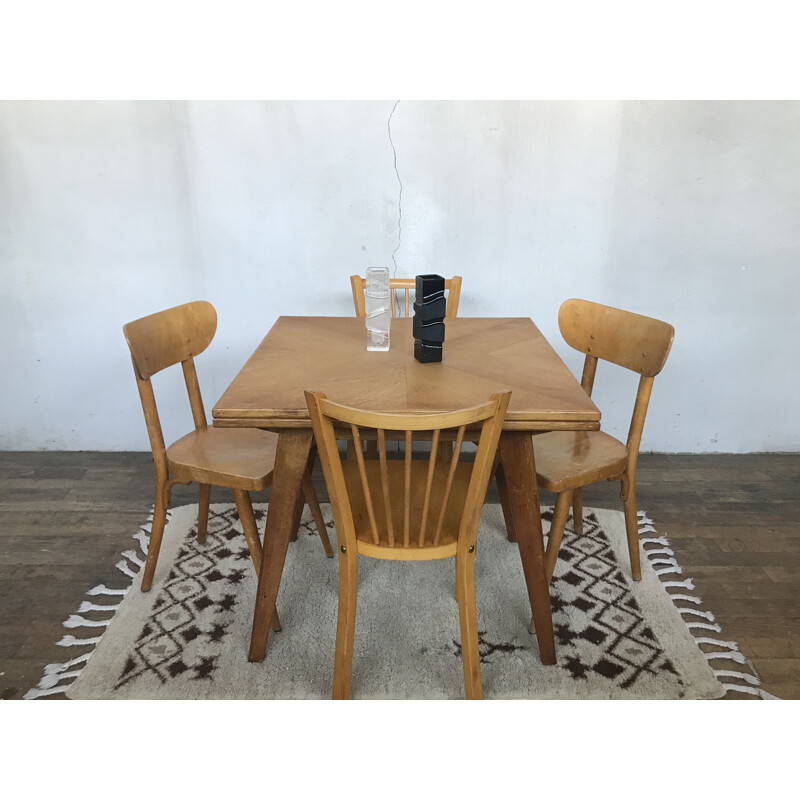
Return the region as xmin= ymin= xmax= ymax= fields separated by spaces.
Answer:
xmin=306 ymin=391 xmax=509 ymax=560
xmin=558 ymin=297 xmax=674 ymax=473
xmin=350 ymin=275 xmax=462 ymax=318
xmin=122 ymin=301 xmax=217 ymax=477
xmin=558 ymin=298 xmax=674 ymax=378
xmin=123 ymin=300 xmax=217 ymax=380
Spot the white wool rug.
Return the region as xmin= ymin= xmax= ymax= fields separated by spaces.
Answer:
xmin=26 ymin=503 xmax=769 ymax=699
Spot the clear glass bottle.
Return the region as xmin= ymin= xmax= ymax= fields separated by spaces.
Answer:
xmin=364 ymin=267 xmax=391 ymax=351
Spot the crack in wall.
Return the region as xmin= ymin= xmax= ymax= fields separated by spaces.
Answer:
xmin=387 ymin=101 xmax=403 ymax=313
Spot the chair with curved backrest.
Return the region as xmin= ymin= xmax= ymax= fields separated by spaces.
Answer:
xmin=123 ymin=301 xmax=333 ymax=605
xmin=532 ymin=298 xmax=674 ymax=593
xmin=350 ymin=274 xmax=462 ymax=318
xmin=306 ymin=389 xmax=510 ymax=699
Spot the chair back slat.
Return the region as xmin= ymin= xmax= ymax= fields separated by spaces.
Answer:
xmin=350 ymin=275 xmax=463 ymax=319
xmin=433 ymin=425 xmax=466 ymax=546
xmin=306 ymin=391 xmax=511 ymax=559
xmin=350 ymin=424 xmax=380 ymax=545
xmin=181 ymin=359 xmax=208 ymax=430
xmin=377 ymin=429 xmax=395 ymax=546
xmin=404 ymin=430 xmax=412 ymax=546
xmin=558 ymin=298 xmax=674 ymax=378
xmin=418 ymin=429 xmax=441 ymax=547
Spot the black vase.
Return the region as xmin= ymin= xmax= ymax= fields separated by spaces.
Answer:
xmin=413 ymin=274 xmax=445 ymax=363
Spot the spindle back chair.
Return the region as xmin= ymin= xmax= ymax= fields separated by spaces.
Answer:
xmin=349 ymin=274 xmax=462 ymax=318
xmin=306 ymin=389 xmax=510 ymax=699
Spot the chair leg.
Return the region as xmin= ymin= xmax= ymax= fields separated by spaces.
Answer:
xmin=197 ymin=483 xmax=211 ymax=543
xmin=572 ymin=487 xmax=583 ymax=535
xmin=232 ymin=488 xmax=264 ymax=572
xmin=456 ymin=550 xmax=483 ymax=700
xmin=301 ymin=470 xmax=334 ymax=558
xmin=141 ymin=481 xmax=170 ymax=592
xmin=544 ymin=490 xmax=573 ymax=583
xmin=621 ymin=476 xmax=642 ymax=581
xmin=332 ymin=550 xmax=358 ymax=700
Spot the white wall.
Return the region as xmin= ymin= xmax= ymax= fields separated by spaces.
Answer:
xmin=1 ymin=100 xmax=798 ymax=452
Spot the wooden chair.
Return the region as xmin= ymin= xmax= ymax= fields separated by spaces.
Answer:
xmin=350 ymin=274 xmax=462 ymax=318
xmin=123 ymin=301 xmax=333 ymax=604
xmin=532 ymin=298 xmax=674 ymax=587
xmin=306 ymin=389 xmax=510 ymax=700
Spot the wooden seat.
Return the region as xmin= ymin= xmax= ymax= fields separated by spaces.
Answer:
xmin=532 ymin=299 xmax=674 ymax=590
xmin=534 ymin=431 xmax=628 ymax=492
xmin=350 ymin=274 xmax=462 ymax=318
xmin=306 ymin=389 xmax=510 ymax=699
xmin=123 ymin=301 xmax=333 ymax=604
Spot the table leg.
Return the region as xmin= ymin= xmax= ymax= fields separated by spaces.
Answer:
xmin=248 ymin=428 xmax=314 ymax=662
xmin=494 ymin=459 xmax=517 ymax=543
xmin=497 ymin=431 xmax=556 ymax=665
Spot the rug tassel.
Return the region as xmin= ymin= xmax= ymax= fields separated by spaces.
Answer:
xmin=714 ymin=669 xmax=761 ymax=686
xmin=43 ymin=652 xmax=92 ymax=674
xmin=721 ymin=684 xmax=780 ymax=700
xmin=685 ymin=621 xmax=723 ymax=632
xmin=77 ymin=600 xmax=121 ymax=613
xmin=133 ymin=529 xmax=150 ymax=554
xmin=666 ymin=593 xmax=702 ymax=605
xmin=115 ymin=559 xmax=138 ymax=579
xmin=63 ymin=614 xmax=112 ymax=628
xmin=644 ymin=547 xmax=675 ymax=557
xmin=662 ymin=578 xmax=695 ymax=590
xmin=121 ymin=549 xmax=145 ymax=568
xmin=57 ymin=634 xmax=102 ymax=647
xmin=23 ymin=683 xmax=80 ymax=700
xmin=677 ymin=608 xmax=716 ymax=621
xmin=87 ymin=584 xmax=128 ymax=597
xmin=695 ymin=637 xmax=738 ymax=649
xmin=649 ymin=557 xmax=679 ymax=567
xmin=654 ymin=565 xmax=683 ymax=576
xmin=705 ymin=651 xmax=747 ymax=664
xmin=640 ymin=536 xmax=670 ymax=546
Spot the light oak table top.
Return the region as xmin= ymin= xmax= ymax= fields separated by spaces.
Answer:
xmin=213 ymin=316 xmax=601 ymax=430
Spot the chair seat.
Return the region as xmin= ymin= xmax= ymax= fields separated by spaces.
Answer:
xmin=167 ymin=427 xmax=279 ymax=491
xmin=342 ymin=459 xmax=471 ymax=560
xmin=533 ymin=430 xmax=628 ymax=493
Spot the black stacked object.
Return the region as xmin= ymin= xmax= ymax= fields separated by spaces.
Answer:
xmin=413 ymin=274 xmax=446 ymax=363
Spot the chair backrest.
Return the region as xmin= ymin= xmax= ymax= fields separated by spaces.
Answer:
xmin=558 ymin=298 xmax=674 ymax=468
xmin=122 ymin=301 xmax=217 ymax=477
xmin=306 ymin=390 xmax=510 ymax=560
xmin=558 ymin=298 xmax=674 ymax=379
xmin=350 ymin=275 xmax=462 ymax=319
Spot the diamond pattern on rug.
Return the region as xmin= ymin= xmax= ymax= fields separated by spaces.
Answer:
xmin=546 ymin=509 xmax=684 ymax=692
xmin=116 ymin=506 xmax=260 ymax=688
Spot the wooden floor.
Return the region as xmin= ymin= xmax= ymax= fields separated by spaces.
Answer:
xmin=1 ymin=451 xmax=798 ymax=700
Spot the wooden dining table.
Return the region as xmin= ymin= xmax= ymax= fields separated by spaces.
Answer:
xmin=212 ymin=316 xmax=600 ymax=665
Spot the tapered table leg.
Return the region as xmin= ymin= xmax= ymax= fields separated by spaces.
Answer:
xmin=249 ymin=428 xmax=314 ymax=662
xmin=497 ymin=431 xmax=556 ymax=665
xmin=494 ymin=459 xmax=517 ymax=543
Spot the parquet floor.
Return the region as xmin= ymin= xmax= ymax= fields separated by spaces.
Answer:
xmin=1 ymin=451 xmax=798 ymax=700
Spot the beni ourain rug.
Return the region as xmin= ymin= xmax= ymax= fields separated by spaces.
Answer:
xmin=26 ymin=503 xmax=770 ymax=700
